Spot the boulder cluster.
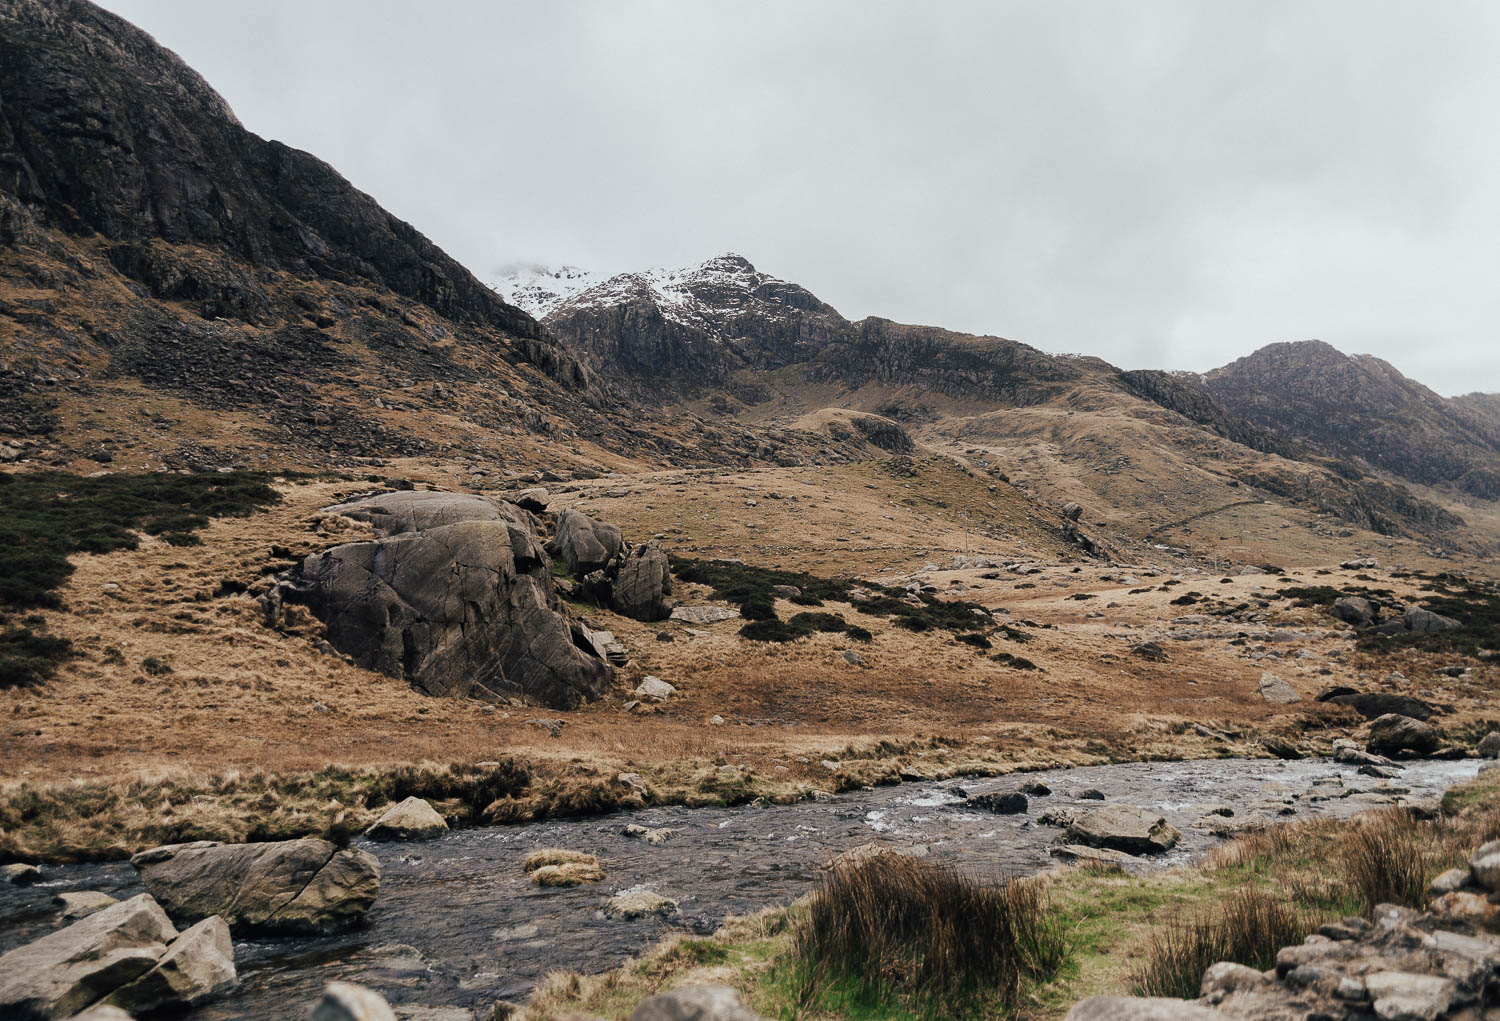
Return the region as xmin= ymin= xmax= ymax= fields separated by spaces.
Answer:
xmin=0 ymin=837 xmax=382 ymax=1018
xmin=268 ymin=491 xmax=671 ymax=710
xmin=1067 ymin=840 xmax=1500 ymax=1020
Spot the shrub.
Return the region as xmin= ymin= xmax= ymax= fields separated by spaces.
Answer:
xmin=1133 ymin=888 xmax=1315 ymax=999
xmin=0 ymin=470 xmax=283 ymax=610
xmin=793 ymin=851 xmax=1064 ymax=1016
xmin=0 ymin=627 xmax=74 ymax=690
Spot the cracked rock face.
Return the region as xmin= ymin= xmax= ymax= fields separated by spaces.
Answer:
xmin=275 ymin=492 xmax=613 ymax=710
xmin=131 ymin=838 xmax=380 ymax=936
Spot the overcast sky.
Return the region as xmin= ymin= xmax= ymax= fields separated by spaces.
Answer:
xmin=102 ymin=1 xmax=1500 ymax=395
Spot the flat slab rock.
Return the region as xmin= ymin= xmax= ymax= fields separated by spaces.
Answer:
xmin=132 ymin=838 xmax=380 ymax=935
xmin=1065 ymin=805 xmax=1182 ymax=855
xmin=669 ymin=605 xmax=740 ymax=624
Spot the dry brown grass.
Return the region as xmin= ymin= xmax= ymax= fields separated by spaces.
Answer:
xmin=2 ymin=469 xmax=1496 ymax=861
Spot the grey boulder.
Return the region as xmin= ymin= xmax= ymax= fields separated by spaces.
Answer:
xmin=1366 ymin=714 xmax=1439 ymax=758
xmin=364 ymin=797 xmax=447 ymax=841
xmin=0 ymin=893 xmax=176 ymax=1020
xmin=104 ymin=916 xmax=236 ymax=1014
xmin=311 ymin=981 xmax=398 ymax=1021
xmin=132 ymin=838 xmax=379 ymax=935
xmin=551 ymin=507 xmax=622 ymax=576
xmin=1477 ymin=731 xmax=1500 ymax=759
xmin=612 ymin=540 xmax=673 ymax=621
xmin=630 ymin=984 xmax=769 ymax=1021
xmin=1331 ymin=596 xmax=1377 ymax=626
xmin=1404 ymin=606 xmax=1462 ymax=633
xmin=278 ymin=492 xmax=612 ymax=709
xmin=1257 ymin=672 xmax=1300 ymax=705
xmin=1065 ymin=805 xmax=1182 ymax=854
xmin=1327 ymin=692 xmax=1435 ymax=721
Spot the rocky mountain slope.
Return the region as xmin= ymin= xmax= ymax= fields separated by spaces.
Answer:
xmin=503 ymin=256 xmax=1479 ymax=547
xmin=1202 ymin=340 xmax=1500 ymax=499
xmin=0 ymin=1 xmax=902 ymax=477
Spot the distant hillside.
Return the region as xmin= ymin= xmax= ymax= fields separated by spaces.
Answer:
xmin=1202 ymin=341 xmax=1500 ymax=499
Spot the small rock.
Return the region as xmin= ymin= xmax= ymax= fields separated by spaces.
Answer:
xmin=630 ymin=984 xmax=769 ymax=1021
xmin=1200 ymin=960 xmax=1270 ymax=1001
xmin=54 ymin=891 xmax=119 ymax=919
xmin=1476 ymin=731 xmax=1500 ymax=759
xmin=708 ymin=714 xmax=725 ymax=726
xmin=634 ymin=676 xmax=676 ymax=700
xmin=365 ymin=797 xmax=448 ymax=841
xmin=1363 ymin=971 xmax=1456 ymax=1021
xmin=622 ymin=824 xmax=675 ymax=846
xmin=1469 ymin=840 xmax=1500 ymax=892
xmin=1257 ymin=671 xmax=1300 ymax=704
xmin=3 ymin=863 xmax=41 ymax=885
xmin=967 ymin=790 xmax=1028 ymax=814
xmin=1426 ymin=867 xmax=1472 ymax=898
xmin=311 ymin=981 xmax=399 ymax=1021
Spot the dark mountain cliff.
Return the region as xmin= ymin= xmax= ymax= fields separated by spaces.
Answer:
xmin=1202 ymin=340 xmax=1500 ymax=499
xmin=0 ymin=0 xmax=537 ymax=340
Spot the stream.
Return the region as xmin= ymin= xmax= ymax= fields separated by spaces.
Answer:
xmin=0 ymin=756 xmax=1481 ymax=1018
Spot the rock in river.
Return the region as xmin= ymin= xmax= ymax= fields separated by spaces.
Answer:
xmin=311 ymin=981 xmax=399 ymax=1021
xmin=132 ymin=838 xmax=380 ymax=935
xmin=1366 ymin=713 xmax=1439 ymax=759
xmin=0 ymin=893 xmax=180 ymax=1019
xmin=1065 ymin=805 xmax=1181 ymax=855
xmin=105 ymin=915 xmax=237 ymax=1015
xmin=365 ymin=797 xmax=448 ymax=841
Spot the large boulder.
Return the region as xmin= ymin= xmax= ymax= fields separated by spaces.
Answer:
xmin=1404 ymin=606 xmax=1462 ymax=633
xmin=364 ymin=797 xmax=447 ymax=841
xmin=1366 ymin=714 xmax=1439 ymax=758
xmin=612 ymin=540 xmax=673 ymax=621
xmin=630 ymin=984 xmax=769 ymax=1021
xmin=1331 ymin=596 xmax=1377 ymax=627
xmin=551 ymin=507 xmax=623 ymax=576
xmin=1327 ymin=692 xmax=1436 ymax=721
xmin=1257 ymin=672 xmax=1300 ymax=705
xmin=1065 ymin=806 xmax=1181 ymax=855
xmin=104 ymin=916 xmax=236 ymax=1014
xmin=131 ymin=838 xmax=379 ymax=935
xmin=276 ymin=492 xmax=612 ymax=709
xmin=0 ymin=893 xmax=177 ymax=1020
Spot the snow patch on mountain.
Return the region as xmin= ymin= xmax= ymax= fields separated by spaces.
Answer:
xmin=493 ymin=253 xmax=825 ymax=333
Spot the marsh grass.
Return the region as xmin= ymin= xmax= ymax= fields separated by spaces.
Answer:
xmin=1132 ymin=888 xmax=1314 ymax=998
xmin=791 ymin=851 xmax=1065 ymax=1018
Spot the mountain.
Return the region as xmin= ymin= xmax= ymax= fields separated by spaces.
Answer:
xmin=1201 ymin=340 xmax=1500 ymax=499
xmin=0 ymin=1 xmax=908 ymax=476
xmin=510 ymin=255 xmax=1473 ymax=544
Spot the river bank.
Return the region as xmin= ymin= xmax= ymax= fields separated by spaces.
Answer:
xmin=1 ymin=756 xmax=1485 ymax=1019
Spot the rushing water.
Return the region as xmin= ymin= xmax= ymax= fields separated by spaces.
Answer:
xmin=0 ymin=757 xmax=1481 ymax=1018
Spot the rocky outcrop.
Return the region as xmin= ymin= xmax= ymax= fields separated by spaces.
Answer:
xmin=611 ymin=541 xmax=673 ymax=621
xmin=131 ymin=838 xmax=379 ymax=935
xmin=1069 ymin=839 xmax=1500 ymax=1020
xmin=272 ymin=492 xmax=613 ymax=709
xmin=550 ymin=508 xmax=674 ymax=623
xmin=364 ymin=796 xmax=447 ymax=841
xmin=104 ymin=916 xmax=236 ymax=1015
xmin=0 ymin=893 xmax=234 ymax=1020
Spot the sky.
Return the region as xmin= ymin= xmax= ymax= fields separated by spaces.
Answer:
xmin=101 ymin=1 xmax=1500 ymax=395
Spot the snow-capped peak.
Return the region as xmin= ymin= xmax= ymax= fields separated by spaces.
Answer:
xmin=492 ymin=253 xmax=791 ymax=324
